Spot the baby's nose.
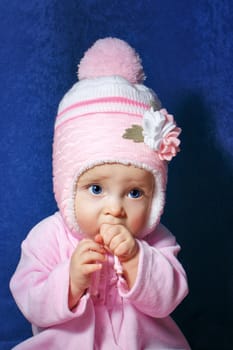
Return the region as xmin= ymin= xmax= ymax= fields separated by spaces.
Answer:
xmin=104 ymin=197 xmax=126 ymax=217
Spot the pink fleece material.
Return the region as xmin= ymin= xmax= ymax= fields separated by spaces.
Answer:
xmin=10 ymin=212 xmax=190 ymax=350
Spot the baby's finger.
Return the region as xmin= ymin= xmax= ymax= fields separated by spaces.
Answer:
xmin=78 ymin=239 xmax=105 ymax=254
xmin=81 ymin=250 xmax=106 ymax=265
xmin=100 ymin=224 xmax=121 ymax=246
xmin=94 ymin=234 xmax=104 ymax=245
xmin=115 ymin=240 xmax=139 ymax=261
xmin=107 ymin=233 xmax=127 ymax=253
xmin=112 ymin=240 xmax=130 ymax=257
xmin=81 ymin=263 xmax=102 ymax=276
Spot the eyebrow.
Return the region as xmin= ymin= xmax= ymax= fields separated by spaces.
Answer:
xmin=77 ymin=170 xmax=154 ymax=190
xmin=77 ymin=174 xmax=107 ymax=186
xmin=83 ymin=173 xmax=108 ymax=181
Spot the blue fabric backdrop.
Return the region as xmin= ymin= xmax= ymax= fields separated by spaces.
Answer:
xmin=0 ymin=1 xmax=232 ymax=349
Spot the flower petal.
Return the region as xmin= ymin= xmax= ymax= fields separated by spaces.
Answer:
xmin=142 ymin=107 xmax=181 ymax=161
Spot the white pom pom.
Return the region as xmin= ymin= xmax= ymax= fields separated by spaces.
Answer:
xmin=78 ymin=37 xmax=145 ymax=84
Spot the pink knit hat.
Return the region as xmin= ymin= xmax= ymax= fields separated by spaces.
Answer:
xmin=53 ymin=38 xmax=181 ymax=237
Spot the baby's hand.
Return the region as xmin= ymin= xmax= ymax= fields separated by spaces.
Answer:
xmin=69 ymin=239 xmax=105 ymax=309
xmin=99 ymin=224 xmax=138 ymax=262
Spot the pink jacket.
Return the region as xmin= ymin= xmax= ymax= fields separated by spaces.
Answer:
xmin=10 ymin=212 xmax=190 ymax=349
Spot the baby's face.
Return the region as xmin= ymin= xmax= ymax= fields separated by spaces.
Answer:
xmin=75 ymin=163 xmax=154 ymax=239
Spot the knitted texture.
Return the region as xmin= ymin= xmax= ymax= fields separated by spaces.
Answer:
xmin=78 ymin=37 xmax=145 ymax=84
xmin=52 ymin=38 xmax=173 ymax=236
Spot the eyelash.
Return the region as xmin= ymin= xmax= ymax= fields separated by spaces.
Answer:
xmin=87 ymin=185 xmax=144 ymax=199
xmin=128 ymin=189 xmax=143 ymax=199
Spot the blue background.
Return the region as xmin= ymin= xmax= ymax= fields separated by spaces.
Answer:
xmin=0 ymin=1 xmax=232 ymax=349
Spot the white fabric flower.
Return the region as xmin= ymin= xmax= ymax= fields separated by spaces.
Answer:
xmin=142 ymin=108 xmax=177 ymax=150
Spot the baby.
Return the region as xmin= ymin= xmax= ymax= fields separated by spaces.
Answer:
xmin=10 ymin=37 xmax=190 ymax=349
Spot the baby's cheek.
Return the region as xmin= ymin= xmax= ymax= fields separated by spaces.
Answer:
xmin=76 ymin=216 xmax=99 ymax=239
xmin=129 ymin=213 xmax=147 ymax=236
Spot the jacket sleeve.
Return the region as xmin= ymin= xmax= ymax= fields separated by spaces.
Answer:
xmin=9 ymin=216 xmax=89 ymax=328
xmin=118 ymin=224 xmax=189 ymax=318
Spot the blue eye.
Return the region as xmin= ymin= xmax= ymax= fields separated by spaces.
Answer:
xmin=89 ymin=185 xmax=102 ymax=195
xmin=128 ymin=189 xmax=142 ymax=199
